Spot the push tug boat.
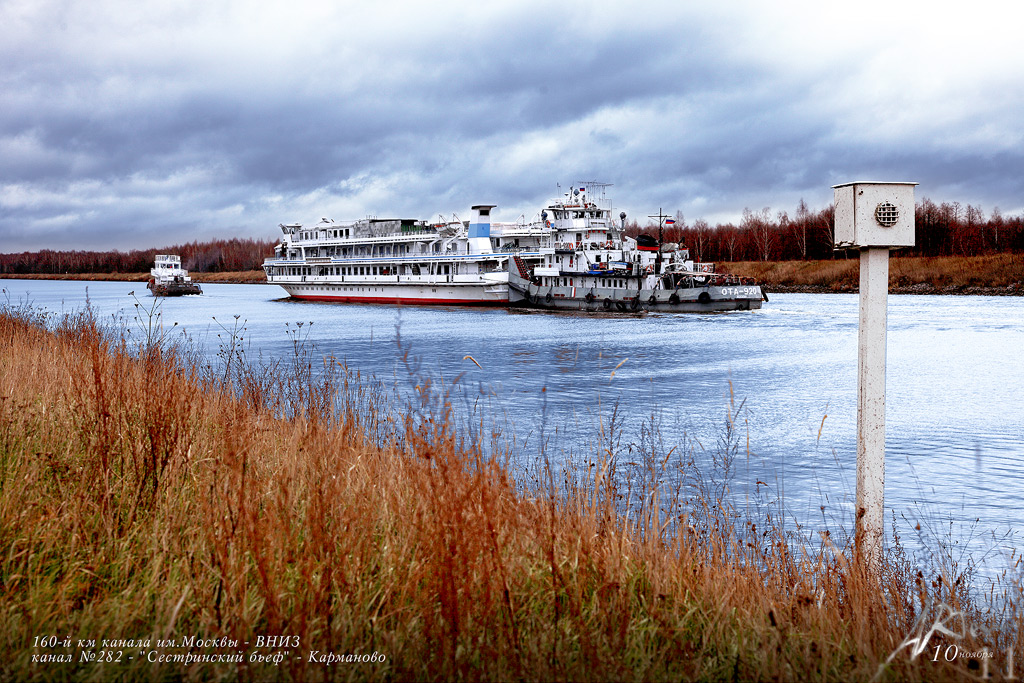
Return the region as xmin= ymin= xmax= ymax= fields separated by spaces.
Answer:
xmin=147 ymin=255 xmax=202 ymax=296
xmin=263 ymin=206 xmax=539 ymax=305
xmin=508 ymin=185 xmax=766 ymax=313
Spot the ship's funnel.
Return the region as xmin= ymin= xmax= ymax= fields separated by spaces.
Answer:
xmin=469 ymin=204 xmax=496 ymax=254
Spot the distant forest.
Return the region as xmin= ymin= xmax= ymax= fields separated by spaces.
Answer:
xmin=626 ymin=197 xmax=1024 ymax=262
xmin=2 ymin=198 xmax=1022 ymax=274
xmin=0 ymin=238 xmax=277 ymax=275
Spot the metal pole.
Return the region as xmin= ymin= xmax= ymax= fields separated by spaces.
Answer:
xmin=856 ymin=246 xmax=889 ymax=567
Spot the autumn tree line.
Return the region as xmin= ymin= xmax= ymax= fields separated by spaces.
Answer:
xmin=1 ymin=198 xmax=1022 ymax=275
xmin=0 ymin=238 xmax=277 ymax=275
xmin=628 ymin=198 xmax=1024 ymax=263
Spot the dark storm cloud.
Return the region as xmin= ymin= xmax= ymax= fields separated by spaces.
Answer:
xmin=1 ymin=0 xmax=1021 ymax=251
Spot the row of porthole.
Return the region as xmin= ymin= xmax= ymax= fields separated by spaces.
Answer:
xmin=297 ymin=286 xmax=382 ymax=293
xmin=545 ymin=277 xmax=632 ymax=288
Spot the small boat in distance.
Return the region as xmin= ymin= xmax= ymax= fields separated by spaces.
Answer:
xmin=148 ymin=255 xmax=202 ymax=296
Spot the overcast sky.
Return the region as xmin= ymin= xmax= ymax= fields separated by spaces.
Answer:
xmin=2 ymin=0 xmax=1022 ymax=251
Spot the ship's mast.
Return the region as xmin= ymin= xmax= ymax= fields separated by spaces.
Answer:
xmin=648 ymin=208 xmax=670 ymax=273
xmin=576 ymin=181 xmax=614 ymax=211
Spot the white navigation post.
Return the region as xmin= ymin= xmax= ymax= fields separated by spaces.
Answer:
xmin=832 ymin=181 xmax=917 ymax=569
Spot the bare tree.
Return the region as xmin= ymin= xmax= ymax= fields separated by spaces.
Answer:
xmin=692 ymin=218 xmax=710 ymax=263
xmin=991 ymin=207 xmax=1004 ymax=250
xmin=791 ymin=198 xmax=810 ymax=260
xmin=721 ymin=225 xmax=740 ymax=261
xmin=743 ymin=207 xmax=775 ymax=262
xmin=965 ymin=204 xmax=984 ymax=252
xmin=818 ymin=205 xmax=835 ymax=258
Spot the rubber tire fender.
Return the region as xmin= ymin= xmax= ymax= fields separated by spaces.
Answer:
xmin=698 ymin=291 xmax=711 ymax=304
xmin=603 ymin=298 xmax=613 ymax=310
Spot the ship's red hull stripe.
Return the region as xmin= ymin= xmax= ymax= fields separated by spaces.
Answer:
xmin=289 ymin=294 xmax=506 ymax=306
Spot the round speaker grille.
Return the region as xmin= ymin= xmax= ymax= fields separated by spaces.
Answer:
xmin=875 ymin=202 xmax=899 ymax=227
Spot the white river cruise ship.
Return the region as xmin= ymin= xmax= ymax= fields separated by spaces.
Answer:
xmin=263 ymin=205 xmax=542 ymax=305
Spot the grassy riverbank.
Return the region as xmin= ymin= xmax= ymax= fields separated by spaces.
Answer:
xmin=0 ymin=269 xmax=268 ymax=284
xmin=3 ymin=254 xmax=1023 ymax=294
xmin=724 ymin=254 xmax=1024 ymax=294
xmin=1 ymin=305 xmax=1020 ymax=681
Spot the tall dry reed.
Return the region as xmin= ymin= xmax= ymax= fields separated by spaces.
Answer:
xmin=0 ymin=301 xmax=1020 ymax=681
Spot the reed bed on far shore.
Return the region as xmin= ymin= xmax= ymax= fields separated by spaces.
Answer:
xmin=0 ymin=301 xmax=1020 ymax=681
xmin=0 ymin=270 xmax=268 ymax=284
xmin=726 ymin=253 xmax=1024 ymax=293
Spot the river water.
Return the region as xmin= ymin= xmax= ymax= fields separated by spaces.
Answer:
xmin=4 ymin=278 xmax=1023 ymax=579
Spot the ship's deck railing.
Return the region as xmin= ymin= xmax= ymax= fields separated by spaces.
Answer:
xmin=262 ymin=248 xmax=518 ymax=265
xmin=265 ymin=272 xmax=506 ymax=286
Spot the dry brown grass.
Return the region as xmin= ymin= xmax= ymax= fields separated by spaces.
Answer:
xmin=192 ymin=270 xmax=267 ymax=284
xmin=724 ymin=254 xmax=1024 ymax=293
xmin=1 ymin=270 xmax=268 ymax=284
xmin=0 ymin=271 xmax=151 ymax=282
xmin=0 ymin=304 xmax=1020 ymax=681
xmin=888 ymin=254 xmax=1024 ymax=289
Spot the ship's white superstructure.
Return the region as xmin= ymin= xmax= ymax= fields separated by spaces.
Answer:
xmin=263 ymin=206 xmax=529 ymax=305
xmin=507 ymin=183 xmax=766 ymax=312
